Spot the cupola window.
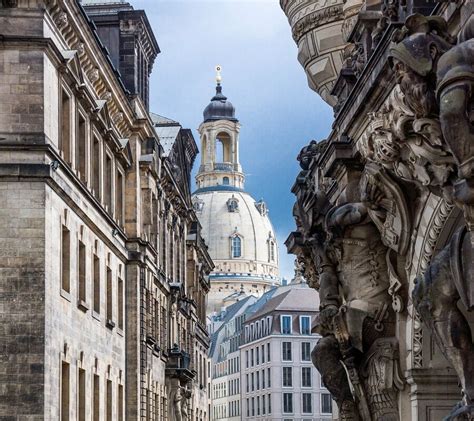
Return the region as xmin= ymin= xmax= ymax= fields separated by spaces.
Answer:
xmin=255 ymin=199 xmax=268 ymax=216
xmin=231 ymin=235 xmax=242 ymax=258
xmin=223 ymin=176 xmax=230 ymax=185
xmin=227 ymin=196 xmax=239 ymax=212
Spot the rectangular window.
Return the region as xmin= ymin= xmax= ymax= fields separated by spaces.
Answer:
xmin=282 ymin=342 xmax=292 ymax=361
xmin=261 ymin=345 xmax=265 ymax=364
xmin=256 ymin=371 xmax=259 ymax=390
xmin=93 ymin=255 xmax=100 ymax=314
xmin=251 ymin=397 xmax=255 ymax=417
xmin=104 ymin=154 xmax=113 ymax=212
xmin=116 ymin=171 xmax=123 ymax=225
xmin=106 ymin=379 xmax=112 ymax=421
xmin=251 ymin=372 xmax=254 ymax=392
xmin=251 ymin=348 xmax=254 ymax=366
xmin=301 ymin=342 xmax=311 ymax=361
xmin=77 ymin=113 xmax=87 ymax=182
xmin=302 ymin=367 xmax=312 ymax=387
xmin=61 ymin=361 xmax=70 ymax=421
xmin=281 ymin=315 xmax=292 ymax=334
xmin=246 ymin=373 xmax=249 ymax=393
xmin=78 ymin=241 xmax=86 ymax=303
xmin=246 ymin=398 xmax=249 ymax=417
xmin=257 ymin=395 xmax=260 ymax=416
xmin=60 ymin=89 xmax=72 ymax=164
xmin=300 ymin=315 xmax=311 ymax=335
xmin=283 ymin=367 xmax=293 ymax=387
xmin=262 ymin=395 xmax=266 ymax=415
xmin=106 ymin=267 xmax=113 ymax=322
xmin=246 ymin=350 xmax=249 ymax=368
xmin=61 ymin=226 xmax=70 ymax=293
xmin=267 ymin=367 xmax=271 ymax=388
xmin=283 ymin=393 xmax=293 ymax=413
xmin=78 ymin=368 xmax=86 ymax=421
xmin=118 ymin=384 xmax=124 ymax=421
xmin=262 ymin=369 xmax=265 ymax=389
xmin=302 ymin=393 xmax=312 ymax=414
xmin=267 ymin=343 xmax=270 ymax=361
xmin=92 ymin=136 xmax=101 ymax=200
xmin=256 ymin=347 xmax=260 ymax=365
xmin=93 ymin=374 xmax=100 ymax=421
xmin=321 ymin=393 xmax=333 ymax=414
xmin=268 ymin=393 xmax=271 ymax=414
xmin=118 ymin=277 xmax=124 ymax=330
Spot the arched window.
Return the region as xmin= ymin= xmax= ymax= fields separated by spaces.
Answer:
xmin=223 ymin=176 xmax=229 ymax=185
xmin=232 ymin=236 xmax=242 ymax=258
xmin=268 ymin=239 xmax=275 ymax=262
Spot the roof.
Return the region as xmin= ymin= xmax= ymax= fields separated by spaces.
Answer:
xmin=150 ymin=112 xmax=182 ymax=157
xmin=203 ymin=84 xmax=238 ymax=123
xmin=245 ymin=282 xmax=319 ymax=322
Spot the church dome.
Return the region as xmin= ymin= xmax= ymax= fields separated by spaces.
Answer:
xmin=192 ymin=188 xmax=279 ymax=311
xmin=203 ymin=85 xmax=238 ymax=122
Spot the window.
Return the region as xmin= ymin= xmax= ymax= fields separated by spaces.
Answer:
xmin=267 ymin=343 xmax=271 ymax=361
xmin=283 ymin=367 xmax=292 ymax=387
xmin=60 ymin=89 xmax=72 ymax=164
xmin=78 ymin=368 xmax=86 ymax=421
xmin=268 ymin=393 xmax=272 ymax=414
xmin=116 ymin=171 xmax=124 ymax=225
xmin=118 ymin=277 xmax=124 ymax=330
xmin=93 ymin=374 xmax=100 ymax=421
xmin=256 ymin=371 xmax=259 ymax=390
xmin=231 ymin=236 xmax=241 ymax=258
xmin=282 ymin=342 xmax=292 ymax=361
xmin=262 ymin=395 xmax=266 ymax=415
xmin=118 ymin=384 xmax=124 ymax=421
xmin=257 ymin=395 xmax=260 ymax=415
xmin=78 ymin=241 xmax=86 ymax=303
xmin=251 ymin=348 xmax=254 ymax=366
xmin=302 ymin=393 xmax=312 ymax=414
xmin=93 ymin=255 xmax=100 ymax=314
xmin=251 ymin=372 xmax=254 ymax=392
xmin=256 ymin=347 xmax=260 ymax=365
xmin=246 ymin=399 xmax=249 ymax=417
xmin=283 ymin=393 xmax=293 ymax=413
xmin=281 ymin=315 xmax=292 ymax=334
xmin=61 ymin=361 xmax=70 ymax=421
xmin=106 ymin=267 xmax=113 ymax=322
xmin=227 ymin=197 xmax=239 ymax=212
xmin=104 ymin=154 xmax=113 ymax=212
xmin=321 ymin=393 xmax=333 ymax=414
xmin=268 ymin=239 xmax=275 ymax=262
xmin=302 ymin=367 xmax=312 ymax=387
xmin=92 ymin=136 xmax=101 ymax=200
xmin=301 ymin=342 xmax=311 ymax=361
xmin=77 ymin=113 xmax=87 ymax=182
xmin=267 ymin=367 xmax=271 ymax=388
xmin=251 ymin=397 xmax=255 ymax=417
xmin=223 ymin=176 xmax=229 ymax=185
xmin=61 ymin=225 xmax=70 ymax=293
xmin=246 ymin=350 xmax=249 ymax=368
xmin=300 ymin=315 xmax=311 ymax=335
xmin=261 ymin=345 xmax=265 ymax=364
xmin=262 ymin=369 xmax=265 ymax=389
xmin=106 ymin=380 xmax=112 ymax=421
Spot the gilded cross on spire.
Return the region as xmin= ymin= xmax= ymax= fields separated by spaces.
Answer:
xmin=215 ymin=65 xmax=222 ymax=85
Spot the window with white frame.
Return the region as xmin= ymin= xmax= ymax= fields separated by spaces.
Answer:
xmin=283 ymin=393 xmax=293 ymax=413
xmin=282 ymin=367 xmax=293 ymax=387
xmin=301 ymin=366 xmax=312 ymax=387
xmin=301 ymin=342 xmax=311 ymax=361
xmin=321 ymin=393 xmax=332 ymax=414
xmin=282 ymin=342 xmax=292 ymax=361
xmin=300 ymin=315 xmax=311 ymax=335
xmin=302 ymin=393 xmax=312 ymax=413
xmin=281 ymin=315 xmax=292 ymax=334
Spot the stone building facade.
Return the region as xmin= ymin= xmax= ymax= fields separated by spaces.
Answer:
xmin=0 ymin=1 xmax=213 ymax=420
xmin=282 ymin=0 xmax=474 ymax=420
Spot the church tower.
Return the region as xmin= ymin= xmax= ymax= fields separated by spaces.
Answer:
xmin=192 ymin=67 xmax=280 ymax=314
xmin=196 ymin=66 xmax=244 ymax=190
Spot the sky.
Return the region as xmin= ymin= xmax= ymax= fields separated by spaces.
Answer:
xmin=131 ymin=0 xmax=333 ymax=280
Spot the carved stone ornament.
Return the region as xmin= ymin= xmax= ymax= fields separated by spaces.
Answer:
xmin=55 ymin=11 xmax=68 ymax=29
xmin=88 ymin=68 xmax=100 ymax=84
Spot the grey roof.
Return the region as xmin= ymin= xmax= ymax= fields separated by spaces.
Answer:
xmin=203 ymin=85 xmax=238 ymax=122
xmin=150 ymin=112 xmax=181 ymax=157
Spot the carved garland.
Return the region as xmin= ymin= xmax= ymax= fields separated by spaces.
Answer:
xmin=292 ymin=5 xmax=344 ymax=42
xmin=411 ymin=198 xmax=455 ymax=368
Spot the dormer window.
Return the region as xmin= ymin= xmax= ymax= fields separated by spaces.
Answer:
xmin=193 ymin=197 xmax=204 ymax=212
xmin=227 ymin=196 xmax=239 ymax=212
xmin=255 ymin=199 xmax=267 ymax=216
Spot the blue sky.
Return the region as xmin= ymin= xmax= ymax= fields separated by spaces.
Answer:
xmin=131 ymin=0 xmax=333 ymax=279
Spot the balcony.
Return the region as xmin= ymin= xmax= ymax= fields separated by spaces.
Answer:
xmin=165 ymin=346 xmax=195 ymax=382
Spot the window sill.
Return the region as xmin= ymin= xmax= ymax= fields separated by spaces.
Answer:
xmin=106 ymin=319 xmax=116 ymax=330
xmin=60 ymin=289 xmax=71 ymax=302
xmin=92 ymin=310 xmax=101 ymax=321
xmin=77 ymin=299 xmax=89 ymax=313
xmin=116 ymin=327 xmax=124 ymax=337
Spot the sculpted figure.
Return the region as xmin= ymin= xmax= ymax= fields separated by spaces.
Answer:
xmin=389 ymin=14 xmax=474 ymax=418
xmin=291 ymin=141 xmax=404 ymax=420
xmin=173 ymin=387 xmax=184 ymax=421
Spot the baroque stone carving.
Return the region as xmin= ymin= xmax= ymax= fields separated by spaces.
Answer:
xmin=388 ymin=14 xmax=474 ymax=416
